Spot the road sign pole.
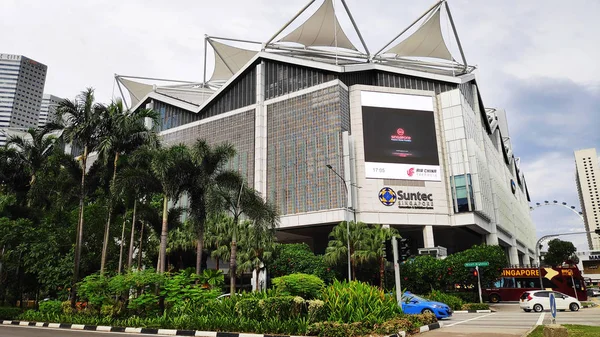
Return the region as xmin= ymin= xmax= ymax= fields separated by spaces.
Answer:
xmin=476 ymin=266 xmax=483 ymax=304
xmin=392 ymin=237 xmax=402 ymax=305
xmin=549 ymin=292 xmax=556 ymax=324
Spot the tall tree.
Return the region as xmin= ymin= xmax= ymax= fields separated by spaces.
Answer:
xmin=238 ymin=218 xmax=276 ymax=291
xmin=115 ymin=147 xmax=160 ymax=271
xmin=324 ymin=221 xmax=369 ymax=280
xmin=354 ymin=225 xmax=398 ymax=289
xmin=185 ymin=140 xmax=235 ymax=275
xmin=205 ymin=214 xmax=233 ymax=270
xmin=97 ymin=100 xmax=158 ymax=275
xmin=5 ymin=127 xmax=59 ymax=206
xmin=150 ymin=145 xmax=190 ymax=273
xmin=544 ymin=239 xmax=578 ymax=267
xmin=55 ymin=88 xmax=103 ymax=308
xmin=213 ymin=172 xmax=278 ymax=294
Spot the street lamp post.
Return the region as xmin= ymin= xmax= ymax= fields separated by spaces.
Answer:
xmin=536 ymin=229 xmax=600 ymax=290
xmin=326 ymin=164 xmax=352 ymax=282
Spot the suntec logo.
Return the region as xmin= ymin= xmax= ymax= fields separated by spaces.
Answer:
xmin=407 ymin=168 xmax=415 ymax=177
xmin=396 ymin=128 xmax=405 ymax=136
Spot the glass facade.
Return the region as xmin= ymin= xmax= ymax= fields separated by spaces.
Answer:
xmin=267 ymin=85 xmax=348 ymax=214
xmin=154 ymin=100 xmax=202 ymax=132
xmin=264 ymin=60 xmax=336 ymax=100
xmin=161 ymin=109 xmax=256 ymax=187
xmin=452 ymin=174 xmax=475 ymax=212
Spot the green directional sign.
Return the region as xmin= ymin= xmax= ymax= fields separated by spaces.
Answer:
xmin=464 ymin=262 xmax=489 ymax=267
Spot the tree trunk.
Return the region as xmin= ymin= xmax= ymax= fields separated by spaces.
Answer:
xmin=215 ymin=257 xmax=219 ymax=270
xmin=351 ymin=258 xmax=356 ymax=281
xmin=159 ymin=194 xmax=168 ymax=273
xmin=379 ymin=257 xmax=385 ymax=289
xmin=100 ymin=152 xmax=119 ymax=275
xmin=196 ymin=227 xmax=205 ymax=275
xmin=137 ymin=222 xmax=144 ymax=271
xmin=229 ymin=228 xmax=237 ymax=294
xmin=27 ymin=174 xmax=35 ymax=208
xmin=117 ymin=212 xmax=127 ymax=274
xmin=255 ymin=265 xmax=260 ymax=291
xmin=127 ymin=199 xmax=137 ymax=270
xmin=71 ymin=145 xmax=88 ymax=308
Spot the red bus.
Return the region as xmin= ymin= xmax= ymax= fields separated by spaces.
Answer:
xmin=484 ymin=267 xmax=587 ymax=303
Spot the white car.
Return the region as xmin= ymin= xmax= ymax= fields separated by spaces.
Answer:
xmin=519 ymin=290 xmax=580 ymax=313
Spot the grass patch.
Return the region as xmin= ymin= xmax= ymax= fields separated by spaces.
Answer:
xmin=528 ymin=325 xmax=600 ymax=337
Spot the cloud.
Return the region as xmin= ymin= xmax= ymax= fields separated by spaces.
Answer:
xmin=2 ymin=0 xmax=599 ymax=252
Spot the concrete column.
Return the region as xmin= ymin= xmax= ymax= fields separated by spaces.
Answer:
xmin=254 ymin=61 xmax=267 ymax=196
xmin=508 ymin=245 xmax=519 ymax=266
xmin=423 ymin=225 xmax=435 ymax=248
xmin=486 ymin=233 xmax=498 ymax=245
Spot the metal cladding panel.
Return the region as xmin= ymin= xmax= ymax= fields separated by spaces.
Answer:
xmin=161 ymin=109 xmax=255 ymax=188
xmin=267 ymin=85 xmax=348 ymax=215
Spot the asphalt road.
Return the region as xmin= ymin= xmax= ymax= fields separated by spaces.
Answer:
xmin=424 ymin=305 xmax=600 ymax=337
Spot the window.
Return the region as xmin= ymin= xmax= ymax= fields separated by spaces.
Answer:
xmin=452 ymin=174 xmax=475 ymax=212
xmin=535 ymin=291 xmax=550 ymax=298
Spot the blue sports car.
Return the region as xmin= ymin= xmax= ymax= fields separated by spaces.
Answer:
xmin=400 ymin=292 xmax=452 ymax=319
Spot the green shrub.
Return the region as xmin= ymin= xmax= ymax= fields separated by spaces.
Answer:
xmin=77 ymin=273 xmax=111 ymax=308
xmin=426 ymin=290 xmax=464 ymax=311
xmin=272 ymin=273 xmax=324 ymax=299
xmin=374 ymin=313 xmax=436 ymax=335
xmin=261 ymin=296 xmax=305 ymax=320
xmin=235 ymin=298 xmax=262 ymax=320
xmin=461 ymin=303 xmax=489 ymax=311
xmin=308 ymin=321 xmax=371 ymax=337
xmin=321 ymin=280 xmax=401 ymax=324
xmin=450 ymin=292 xmax=479 ymax=303
xmin=269 ymin=243 xmax=334 ymax=283
xmin=38 ymin=300 xmax=62 ymax=315
xmin=61 ymin=301 xmax=73 ymax=314
xmin=0 ymin=307 xmax=22 ymax=320
xmin=307 ymin=299 xmax=327 ymax=323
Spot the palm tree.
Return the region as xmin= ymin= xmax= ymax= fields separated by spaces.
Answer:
xmin=55 ymin=87 xmax=103 ymax=308
xmin=205 ymin=213 xmax=233 ymax=270
xmin=212 ymin=172 xmax=279 ymax=294
xmin=150 ymin=145 xmax=190 ymax=273
xmin=185 ymin=140 xmax=235 ymax=275
xmin=6 ymin=127 xmax=59 ymax=206
xmin=354 ymin=225 xmax=399 ymax=289
xmin=115 ymin=146 xmax=160 ymax=271
xmin=324 ymin=221 xmax=369 ymax=281
xmin=238 ymin=218 xmax=276 ymax=291
xmin=97 ymin=100 xmax=159 ymax=275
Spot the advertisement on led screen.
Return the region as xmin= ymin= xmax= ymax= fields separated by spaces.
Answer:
xmin=362 ymin=91 xmax=440 ymax=181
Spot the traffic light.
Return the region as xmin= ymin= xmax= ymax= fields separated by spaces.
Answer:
xmin=399 ymin=238 xmax=410 ymax=262
xmin=470 ymin=268 xmax=478 ymax=277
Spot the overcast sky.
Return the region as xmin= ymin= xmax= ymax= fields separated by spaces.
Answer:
xmin=2 ymin=0 xmax=599 ymax=251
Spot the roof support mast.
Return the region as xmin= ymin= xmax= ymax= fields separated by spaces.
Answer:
xmin=340 ymin=0 xmax=370 ymax=57
xmin=203 ymin=35 xmax=208 ymax=86
xmin=443 ymin=0 xmax=468 ymax=71
xmin=264 ymin=0 xmax=318 ymax=47
xmin=374 ymin=1 xmax=443 ymax=57
xmin=115 ymin=76 xmax=130 ymax=110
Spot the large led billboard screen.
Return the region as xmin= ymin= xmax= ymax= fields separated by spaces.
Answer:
xmin=361 ymin=91 xmax=440 ymax=181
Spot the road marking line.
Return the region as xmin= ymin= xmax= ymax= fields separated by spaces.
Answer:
xmin=446 ymin=313 xmax=495 ymax=327
xmin=536 ymin=313 xmax=545 ymax=325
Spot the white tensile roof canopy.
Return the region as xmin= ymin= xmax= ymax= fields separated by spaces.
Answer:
xmin=277 ymin=0 xmax=358 ymax=51
xmin=118 ymin=0 xmax=473 ymax=110
xmin=208 ymin=40 xmax=259 ymax=82
xmin=383 ymin=7 xmax=454 ymax=61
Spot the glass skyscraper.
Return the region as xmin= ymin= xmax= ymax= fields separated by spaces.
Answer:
xmin=0 ymin=53 xmax=47 ymax=145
